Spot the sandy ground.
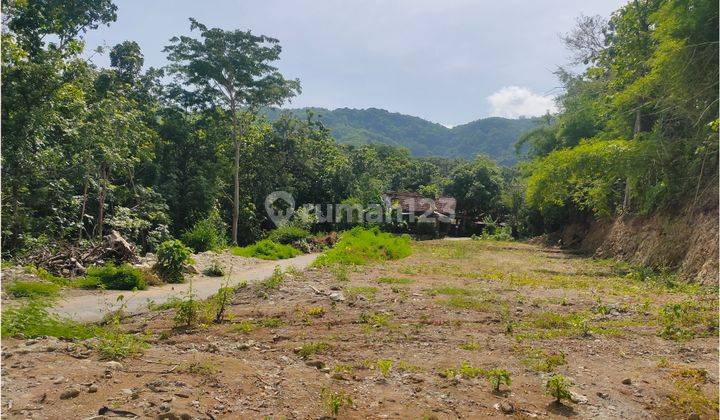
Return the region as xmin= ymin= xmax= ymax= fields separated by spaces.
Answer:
xmin=1 ymin=240 xmax=717 ymax=419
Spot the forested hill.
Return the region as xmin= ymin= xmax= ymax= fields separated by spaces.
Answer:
xmin=263 ymin=107 xmax=540 ymax=164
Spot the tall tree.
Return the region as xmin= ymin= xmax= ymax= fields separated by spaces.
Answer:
xmin=164 ymin=19 xmax=300 ymax=244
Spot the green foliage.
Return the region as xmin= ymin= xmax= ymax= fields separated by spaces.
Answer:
xmin=314 ymin=227 xmax=411 ymax=266
xmin=181 ymin=206 xmax=227 ymax=252
xmin=231 ymin=240 xmax=301 ymax=260
xmin=376 ymin=359 xmax=393 ymax=377
xmin=658 ymin=301 xmax=717 ymax=341
xmin=7 ymin=281 xmax=59 ymax=298
xmin=443 ymin=361 xmax=485 ymax=379
xmin=155 ymin=240 xmax=192 ymax=283
xmin=173 ymin=292 xmax=204 ymax=329
xmin=546 ymin=374 xmax=573 ymax=403
xmin=204 ymin=260 xmax=225 ymax=277
xmin=376 ymin=276 xmax=413 ymax=285
xmin=31 ymin=267 xmax=72 ymax=286
xmin=266 ymin=225 xmax=310 ymax=245
xmin=296 ymin=341 xmax=329 ymax=358
xmin=258 ymin=266 xmax=285 ymax=291
xmin=485 ymin=368 xmax=511 ymax=391
xmin=320 ymin=387 xmax=352 ymax=417
xmin=85 ymin=263 xmax=147 ymax=290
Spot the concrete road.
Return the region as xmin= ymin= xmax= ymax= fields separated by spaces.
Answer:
xmin=50 ymin=253 xmax=318 ymax=323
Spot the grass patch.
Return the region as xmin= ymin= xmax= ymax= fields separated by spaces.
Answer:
xmin=313 ymin=227 xmax=411 ymax=266
xmin=459 ymin=341 xmax=482 ymax=351
xmin=657 ymin=300 xmax=718 ymax=340
xmin=296 ymin=341 xmax=329 ymax=358
xmin=517 ymin=346 xmax=566 ymax=372
xmin=82 ymin=263 xmax=148 ymax=290
xmin=179 ymin=359 xmax=219 ymax=376
xmin=258 ymin=267 xmax=285 ymax=291
xmin=426 ymin=285 xmax=474 ymax=296
xmin=232 ymin=240 xmax=301 ymax=260
xmin=6 ymin=281 xmax=60 ymax=298
xmin=1 ymin=301 xmax=146 ymax=359
xmin=376 ymin=276 xmax=413 ymax=285
xmin=442 ymin=361 xmax=485 ymax=379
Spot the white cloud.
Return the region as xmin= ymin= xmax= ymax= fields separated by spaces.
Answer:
xmin=486 ymin=86 xmax=557 ymax=118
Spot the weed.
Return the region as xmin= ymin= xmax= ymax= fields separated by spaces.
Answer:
xmin=258 ymin=266 xmax=284 ymax=291
xmin=173 ymin=292 xmax=203 ymax=329
xmin=231 ymin=240 xmax=300 ymax=260
xmin=231 ymin=320 xmax=255 ymax=334
xmin=485 ymin=368 xmax=511 ymax=391
xmin=334 ymin=363 xmax=355 ymax=375
xmin=546 ymin=374 xmax=573 ymax=404
xmin=307 ymin=306 xmax=326 ymax=318
xmin=459 ymin=341 xmax=482 ymax=351
xmin=358 ymin=312 xmax=390 ymax=328
xmin=211 ymin=283 xmax=234 ymax=323
xmin=204 ymin=261 xmax=225 ymax=277
xmin=155 ymin=240 xmax=192 ymax=283
xmin=179 ymin=359 xmax=219 ymax=376
xmin=258 ymin=317 xmax=284 ymax=328
xmin=377 ymin=276 xmax=413 ymax=285
xmin=376 ymin=359 xmax=393 ymax=376
xmin=97 ymin=332 xmax=148 ymax=360
xmin=320 ymin=388 xmax=352 ymax=416
xmin=519 ymin=347 xmax=566 ymax=373
xmin=443 ymin=362 xmax=485 ymax=379
xmin=29 ymin=267 xmax=72 ymax=286
xmin=297 ymin=342 xmax=329 ymax=358
xmin=313 ymin=227 xmax=411 ymax=266
xmin=6 ymin=281 xmax=59 ymax=298
xmin=330 ymin=265 xmax=349 ymax=282
xmin=397 ymin=360 xmax=422 ymax=372
xmin=658 ymin=301 xmax=717 ymax=340
xmin=83 ymin=263 xmax=147 ymax=290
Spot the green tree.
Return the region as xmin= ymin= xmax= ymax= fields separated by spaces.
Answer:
xmin=164 ymin=19 xmax=300 ymax=244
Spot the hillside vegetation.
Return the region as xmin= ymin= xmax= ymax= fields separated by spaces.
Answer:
xmin=264 ymin=107 xmax=539 ymax=164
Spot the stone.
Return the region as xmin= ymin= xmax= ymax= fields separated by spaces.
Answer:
xmin=88 ymin=384 xmax=98 ymax=393
xmin=570 ymin=391 xmax=588 ymax=404
xmin=105 ymin=361 xmax=123 ymax=370
xmin=329 ymin=291 xmax=345 ymax=302
xmin=59 ymin=388 xmax=80 ymax=399
xmin=596 ymin=392 xmax=609 ymax=399
xmin=305 ymin=360 xmax=325 ymax=369
xmin=52 ymin=376 xmax=66 ymax=385
xmin=498 ymin=401 xmax=515 ymax=414
xmin=621 ymin=378 xmax=632 ymax=385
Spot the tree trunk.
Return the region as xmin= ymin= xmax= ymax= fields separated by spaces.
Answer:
xmin=95 ymin=166 xmax=108 ymax=238
xmin=622 ymin=107 xmax=642 ymax=213
xmin=231 ymin=102 xmax=240 ymax=245
xmin=78 ymin=178 xmax=89 ymax=241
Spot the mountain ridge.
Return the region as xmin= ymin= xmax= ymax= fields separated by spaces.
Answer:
xmin=263 ymin=106 xmax=540 ymax=164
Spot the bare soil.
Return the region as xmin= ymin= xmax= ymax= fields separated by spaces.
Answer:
xmin=2 ymin=240 xmax=717 ymax=419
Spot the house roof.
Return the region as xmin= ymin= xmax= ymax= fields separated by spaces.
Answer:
xmin=381 ymin=191 xmax=456 ymax=215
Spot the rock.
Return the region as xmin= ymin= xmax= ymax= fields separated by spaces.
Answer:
xmin=59 ymin=387 xmax=80 ymax=399
xmin=495 ymin=401 xmax=515 ymax=414
xmin=105 ymin=361 xmax=123 ymax=370
xmin=329 ymin=291 xmax=345 ymax=302
xmin=305 ymin=360 xmax=325 ymax=369
xmin=570 ymin=391 xmax=588 ymax=404
xmin=174 ymin=392 xmax=189 ymax=398
xmin=88 ymin=384 xmax=98 ymax=393
xmin=622 ymin=378 xmax=632 ymax=385
xmin=596 ymin=392 xmax=609 ymax=399
xmin=184 ymin=264 xmax=200 ymax=275
xmin=52 ymin=376 xmax=66 ymax=384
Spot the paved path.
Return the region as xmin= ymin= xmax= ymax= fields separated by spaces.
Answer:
xmin=50 ymin=253 xmax=318 ymax=323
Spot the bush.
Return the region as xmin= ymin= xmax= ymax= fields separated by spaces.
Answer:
xmin=84 ymin=263 xmax=148 ymax=290
xmin=266 ymin=225 xmax=311 ymax=245
xmin=231 ymin=240 xmax=301 ymax=260
xmin=155 ymin=239 xmax=192 ymax=283
xmin=203 ymin=260 xmax=225 ymax=277
xmin=546 ymin=374 xmax=573 ymax=404
xmin=7 ymin=281 xmax=60 ymax=298
xmin=313 ymin=227 xmax=412 ymax=266
xmin=181 ymin=206 xmax=227 ymax=252
xmin=1 ymin=300 xmax=98 ymax=339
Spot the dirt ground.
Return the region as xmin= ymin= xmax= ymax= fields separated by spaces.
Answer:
xmin=2 ymin=239 xmax=718 ymax=419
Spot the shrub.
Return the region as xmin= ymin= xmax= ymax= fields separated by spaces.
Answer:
xmin=211 ymin=284 xmax=234 ymax=323
xmin=84 ymin=263 xmax=148 ymax=290
xmin=485 ymin=368 xmax=512 ymax=391
xmin=180 ymin=206 xmax=227 ymax=252
xmin=314 ymin=227 xmax=411 ymax=266
xmin=1 ymin=300 xmax=96 ymax=339
xmin=231 ymin=240 xmax=301 ymax=260
xmin=174 ymin=293 xmax=201 ymax=328
xmin=266 ymin=225 xmax=311 ymax=245
xmin=31 ymin=267 xmax=72 ymax=286
xmin=155 ymin=239 xmax=192 ymax=283
xmin=546 ymin=374 xmax=573 ymax=404
xmin=7 ymin=281 xmax=60 ymax=298
xmin=204 ymin=260 xmax=225 ymax=277
xmin=296 ymin=341 xmax=329 ymax=358
xmin=377 ymin=359 xmax=393 ymax=377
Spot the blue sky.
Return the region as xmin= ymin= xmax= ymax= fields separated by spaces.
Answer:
xmin=84 ymin=0 xmax=626 ymax=126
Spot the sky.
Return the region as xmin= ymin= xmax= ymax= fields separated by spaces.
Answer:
xmin=84 ymin=0 xmax=627 ymax=127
